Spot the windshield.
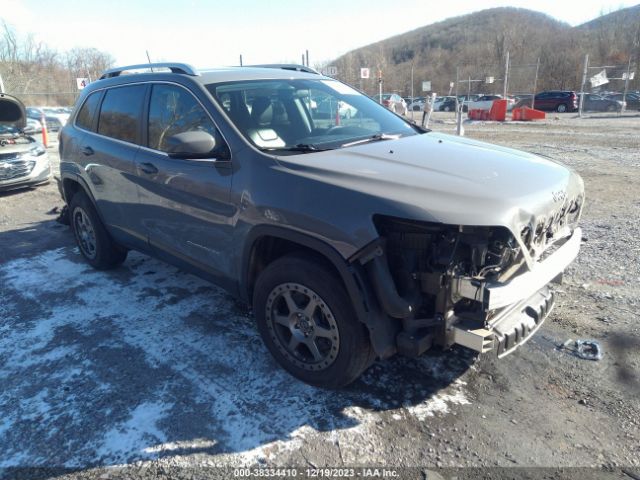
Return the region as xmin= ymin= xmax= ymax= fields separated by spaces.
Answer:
xmin=207 ymin=79 xmax=419 ymax=154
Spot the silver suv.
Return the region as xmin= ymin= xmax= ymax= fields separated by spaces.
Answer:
xmin=59 ymin=63 xmax=584 ymax=387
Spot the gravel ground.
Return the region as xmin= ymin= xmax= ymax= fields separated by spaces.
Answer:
xmin=0 ymin=113 xmax=639 ymax=480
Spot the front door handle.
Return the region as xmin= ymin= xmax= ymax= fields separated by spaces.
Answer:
xmin=81 ymin=146 xmax=94 ymax=156
xmin=139 ymin=162 xmax=158 ymax=174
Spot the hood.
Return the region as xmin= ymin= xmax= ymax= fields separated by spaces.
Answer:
xmin=275 ymin=132 xmax=584 ymax=242
xmin=0 ymin=94 xmax=27 ymax=131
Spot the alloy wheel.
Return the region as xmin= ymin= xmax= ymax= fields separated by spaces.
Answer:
xmin=265 ymin=283 xmax=340 ymax=371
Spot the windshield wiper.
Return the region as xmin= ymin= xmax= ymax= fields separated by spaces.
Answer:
xmin=341 ymin=133 xmax=401 ymax=148
xmin=262 ymin=143 xmax=332 ymax=153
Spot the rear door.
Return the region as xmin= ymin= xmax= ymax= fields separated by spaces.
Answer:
xmin=134 ymin=82 xmax=235 ymax=285
xmin=533 ymin=92 xmax=550 ymax=110
xmin=79 ymin=84 xmax=148 ymax=248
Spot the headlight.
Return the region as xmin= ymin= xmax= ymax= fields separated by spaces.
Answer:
xmin=31 ymin=145 xmax=46 ymax=156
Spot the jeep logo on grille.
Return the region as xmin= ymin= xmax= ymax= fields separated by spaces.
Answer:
xmin=552 ymin=190 xmax=567 ymax=203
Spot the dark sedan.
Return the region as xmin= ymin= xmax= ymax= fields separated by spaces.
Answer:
xmin=580 ymin=93 xmax=625 ymax=112
xmin=605 ymin=93 xmax=640 ymax=110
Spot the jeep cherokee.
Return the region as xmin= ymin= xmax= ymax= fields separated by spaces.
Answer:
xmin=59 ymin=63 xmax=584 ymax=387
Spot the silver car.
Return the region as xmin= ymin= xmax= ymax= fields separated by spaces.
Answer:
xmin=0 ymin=94 xmax=51 ymax=191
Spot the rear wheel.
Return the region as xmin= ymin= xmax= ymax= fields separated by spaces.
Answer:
xmin=253 ymin=254 xmax=373 ymax=388
xmin=69 ymin=190 xmax=127 ymax=270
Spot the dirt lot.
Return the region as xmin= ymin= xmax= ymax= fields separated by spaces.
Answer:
xmin=1 ymin=113 xmax=639 ymax=480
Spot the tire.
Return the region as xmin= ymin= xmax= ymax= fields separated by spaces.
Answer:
xmin=556 ymin=103 xmax=567 ymax=113
xmin=606 ymin=104 xmax=616 ymax=112
xmin=443 ymin=105 xmax=451 ymax=112
xmin=69 ymin=190 xmax=127 ymax=270
xmin=253 ymin=254 xmax=373 ymax=388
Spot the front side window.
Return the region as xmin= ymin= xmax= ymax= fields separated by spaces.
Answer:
xmin=207 ymin=79 xmax=418 ymax=154
xmin=97 ymin=85 xmax=145 ymax=143
xmin=148 ymin=84 xmax=219 ymax=153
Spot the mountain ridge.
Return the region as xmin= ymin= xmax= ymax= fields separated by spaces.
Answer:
xmin=329 ymin=6 xmax=640 ymax=94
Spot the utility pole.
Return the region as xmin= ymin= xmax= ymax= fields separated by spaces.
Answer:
xmin=579 ymin=54 xmax=589 ymax=118
xmin=146 ymin=50 xmax=154 ymax=72
xmin=305 ymin=50 xmax=309 ymax=67
xmin=239 ymin=54 xmax=243 ymax=66
xmin=301 ymin=54 xmax=305 ymax=66
xmin=410 ymin=62 xmax=414 ymax=102
xmin=455 ymin=67 xmax=459 ymax=113
xmin=531 ymin=57 xmax=540 ymax=109
xmin=503 ymin=51 xmax=510 ymax=98
xmin=0 ymin=74 xmax=4 ymax=94
xmin=622 ymin=56 xmax=632 ymax=114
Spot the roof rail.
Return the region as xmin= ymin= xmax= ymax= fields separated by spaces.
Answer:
xmin=247 ymin=64 xmax=320 ymax=75
xmin=100 ymin=63 xmax=199 ymax=79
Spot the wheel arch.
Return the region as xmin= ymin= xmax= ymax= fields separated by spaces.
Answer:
xmin=241 ymin=226 xmax=361 ymax=309
xmin=61 ymin=174 xmax=112 ymax=230
xmin=241 ymin=225 xmax=399 ymax=359
xmin=61 ymin=173 xmax=95 ymax=206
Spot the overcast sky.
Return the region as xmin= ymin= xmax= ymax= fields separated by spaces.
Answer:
xmin=3 ymin=0 xmax=637 ymax=67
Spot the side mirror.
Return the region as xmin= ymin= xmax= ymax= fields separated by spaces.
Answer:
xmin=165 ymin=131 xmax=216 ymax=158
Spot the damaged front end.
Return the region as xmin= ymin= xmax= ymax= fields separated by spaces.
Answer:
xmin=355 ymin=208 xmax=582 ymax=359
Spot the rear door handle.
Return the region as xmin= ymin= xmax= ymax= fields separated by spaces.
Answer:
xmin=139 ymin=162 xmax=158 ymax=174
xmin=81 ymin=146 xmax=94 ymax=156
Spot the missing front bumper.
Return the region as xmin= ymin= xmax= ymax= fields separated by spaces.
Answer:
xmin=452 ymin=286 xmax=555 ymax=357
xmin=453 ymin=227 xmax=581 ymax=311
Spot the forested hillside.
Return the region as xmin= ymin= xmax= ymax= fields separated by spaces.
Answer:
xmin=328 ymin=6 xmax=640 ymax=96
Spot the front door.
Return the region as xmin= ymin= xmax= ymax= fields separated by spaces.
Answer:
xmin=134 ymin=83 xmax=236 ymax=286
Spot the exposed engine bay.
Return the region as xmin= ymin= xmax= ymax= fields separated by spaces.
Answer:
xmin=358 ymin=210 xmax=583 ymax=358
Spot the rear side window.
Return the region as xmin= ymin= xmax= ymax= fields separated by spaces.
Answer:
xmin=75 ymin=92 xmax=101 ymax=131
xmin=98 ymin=85 xmax=145 ymax=144
xmin=147 ymin=84 xmax=218 ymax=152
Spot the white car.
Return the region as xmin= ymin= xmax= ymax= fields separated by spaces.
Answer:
xmin=467 ymin=95 xmax=515 ymax=111
xmin=42 ymin=107 xmax=71 ymax=126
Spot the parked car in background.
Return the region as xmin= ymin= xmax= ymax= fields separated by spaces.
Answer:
xmin=439 ymin=97 xmax=459 ymax=112
xmin=433 ymin=96 xmax=455 ymax=111
xmin=528 ymin=91 xmax=578 ymax=113
xmin=24 ymin=118 xmax=43 ymax=134
xmin=604 ymin=93 xmax=640 ymax=110
xmin=26 ymin=107 xmax=63 ymax=131
xmin=579 ymin=93 xmax=625 ymax=112
xmin=0 ymin=94 xmax=51 ymax=191
xmin=466 ymin=94 xmax=516 ymax=112
xmin=373 ymin=93 xmax=408 ymax=115
xmin=408 ymin=99 xmax=425 ymax=111
xmin=43 ymin=107 xmax=71 ymax=126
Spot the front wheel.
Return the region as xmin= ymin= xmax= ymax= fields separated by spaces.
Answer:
xmin=253 ymin=254 xmax=373 ymax=388
xmin=556 ymin=103 xmax=567 ymax=113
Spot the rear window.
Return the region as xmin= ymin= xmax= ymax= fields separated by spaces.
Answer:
xmin=97 ymin=85 xmax=146 ymax=144
xmin=75 ymin=92 xmax=101 ymax=131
